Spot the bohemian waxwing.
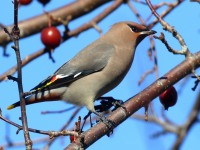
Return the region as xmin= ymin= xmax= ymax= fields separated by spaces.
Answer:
xmin=7 ymin=21 xmax=156 ymax=126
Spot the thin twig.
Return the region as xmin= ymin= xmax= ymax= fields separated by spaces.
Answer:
xmin=0 ymin=48 xmax=46 ymax=82
xmin=1 ymin=137 xmax=49 ymax=149
xmin=138 ymin=65 xmax=157 ymax=85
xmin=41 ymin=106 xmax=76 ymax=114
xmin=131 ymin=114 xmax=178 ymax=133
xmin=127 ymin=0 xmax=146 ymax=25
xmin=190 ymin=0 xmax=200 ymax=3
xmin=147 ymin=0 xmax=184 ymax=29
xmin=132 ymin=0 xmax=146 ymax=5
xmin=146 ymin=0 xmax=200 ymax=87
xmin=11 ymin=1 xmax=32 ymax=149
xmin=138 ymin=36 xmax=158 ymax=87
xmin=0 ymin=111 xmax=78 ymax=137
xmin=43 ymin=107 xmax=82 ymax=149
xmin=65 ymin=0 xmax=124 ymax=39
xmin=146 ymin=0 xmax=190 ymax=57
xmin=172 ymin=90 xmax=200 ymax=150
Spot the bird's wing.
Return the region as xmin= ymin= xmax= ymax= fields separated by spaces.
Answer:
xmin=30 ymin=42 xmax=115 ymax=92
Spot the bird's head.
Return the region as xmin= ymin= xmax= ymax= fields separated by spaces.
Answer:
xmin=107 ymin=22 xmax=156 ymax=48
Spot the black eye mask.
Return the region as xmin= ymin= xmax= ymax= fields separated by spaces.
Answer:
xmin=127 ymin=24 xmax=148 ymax=33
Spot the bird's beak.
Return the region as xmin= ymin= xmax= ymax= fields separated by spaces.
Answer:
xmin=141 ymin=30 xmax=157 ymax=35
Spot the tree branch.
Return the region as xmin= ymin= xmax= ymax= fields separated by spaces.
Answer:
xmin=172 ymin=90 xmax=200 ymax=150
xmin=65 ymin=51 xmax=200 ymax=149
xmin=9 ymin=0 xmax=32 ymax=149
xmin=147 ymin=0 xmax=184 ymax=29
xmin=0 ymin=0 xmax=112 ymax=46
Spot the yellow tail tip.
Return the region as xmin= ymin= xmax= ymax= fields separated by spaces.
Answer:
xmin=7 ymin=105 xmax=15 ymax=110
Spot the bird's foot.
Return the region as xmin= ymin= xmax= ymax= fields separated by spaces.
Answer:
xmin=111 ymin=99 xmax=125 ymax=111
xmin=93 ymin=111 xmax=116 ymax=136
xmin=99 ymin=115 xmax=116 ymax=130
xmin=97 ymin=96 xmax=126 ymax=112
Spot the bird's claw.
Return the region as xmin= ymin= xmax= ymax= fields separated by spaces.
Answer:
xmin=97 ymin=115 xmax=116 ymax=136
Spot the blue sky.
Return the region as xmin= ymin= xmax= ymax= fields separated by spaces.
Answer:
xmin=0 ymin=0 xmax=200 ymax=150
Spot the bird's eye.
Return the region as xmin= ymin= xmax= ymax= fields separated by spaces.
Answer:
xmin=127 ymin=24 xmax=139 ymax=32
xmin=132 ymin=27 xmax=138 ymax=32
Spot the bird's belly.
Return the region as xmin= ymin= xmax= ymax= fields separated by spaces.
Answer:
xmin=61 ymin=90 xmax=86 ymax=106
xmin=96 ymin=70 xmax=127 ymax=98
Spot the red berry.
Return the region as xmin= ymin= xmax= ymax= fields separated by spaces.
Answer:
xmin=70 ymin=134 xmax=75 ymax=143
xmin=159 ymin=86 xmax=177 ymax=110
xmin=41 ymin=27 xmax=61 ymax=49
xmin=19 ymin=0 xmax=32 ymax=5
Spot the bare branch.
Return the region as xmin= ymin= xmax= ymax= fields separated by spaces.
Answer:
xmin=66 ymin=0 xmax=124 ymax=38
xmin=190 ymin=0 xmax=200 ymax=4
xmin=172 ymin=90 xmax=200 ymax=150
xmin=127 ymin=0 xmax=146 ymax=25
xmin=146 ymin=0 xmax=190 ymax=57
xmin=154 ymin=32 xmax=183 ymax=54
xmin=147 ymin=0 xmax=184 ymax=29
xmin=0 ymin=0 xmax=112 ymax=46
xmin=6 ymin=0 xmax=32 ymax=149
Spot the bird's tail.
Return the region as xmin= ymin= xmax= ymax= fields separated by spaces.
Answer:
xmin=7 ymin=94 xmax=47 ymax=110
xmin=7 ymin=88 xmax=65 ymax=110
xmin=7 ymin=95 xmax=44 ymax=110
xmin=7 ymin=101 xmax=21 ymax=110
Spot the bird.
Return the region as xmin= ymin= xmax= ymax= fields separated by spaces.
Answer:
xmin=7 ymin=21 xmax=156 ymax=127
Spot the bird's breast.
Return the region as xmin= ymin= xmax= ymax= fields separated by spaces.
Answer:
xmin=95 ymin=47 xmax=135 ymax=97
